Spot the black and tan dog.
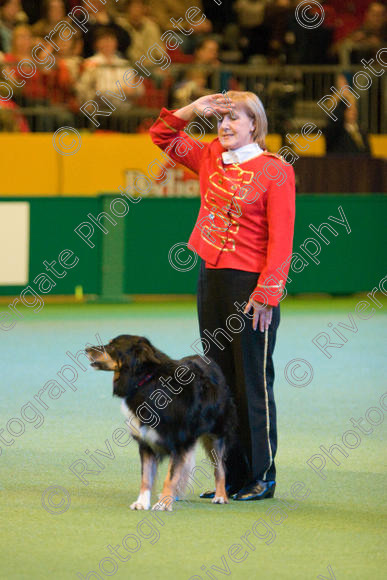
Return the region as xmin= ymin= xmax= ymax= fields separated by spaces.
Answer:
xmin=86 ymin=335 xmax=236 ymax=511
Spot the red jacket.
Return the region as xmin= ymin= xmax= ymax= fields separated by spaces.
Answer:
xmin=150 ymin=108 xmax=295 ymax=307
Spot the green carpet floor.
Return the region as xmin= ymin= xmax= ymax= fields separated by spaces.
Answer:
xmin=1 ymin=297 xmax=386 ymax=580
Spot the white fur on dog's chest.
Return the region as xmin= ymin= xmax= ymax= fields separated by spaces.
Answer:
xmin=121 ymin=400 xmax=161 ymax=447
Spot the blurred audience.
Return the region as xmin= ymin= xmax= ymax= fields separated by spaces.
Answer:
xmin=118 ymin=0 xmax=161 ymax=64
xmin=76 ymin=27 xmax=143 ymax=114
xmin=338 ymin=1 xmax=387 ymax=64
xmin=286 ymin=0 xmax=335 ymax=64
xmin=50 ymin=33 xmax=83 ymax=112
xmin=150 ymin=0 xmax=212 ymax=34
xmin=173 ymin=67 xmax=210 ymax=108
xmin=2 ymin=24 xmax=49 ymax=104
xmin=233 ymin=0 xmax=270 ymax=62
xmin=172 ymin=37 xmax=238 ymax=107
xmin=81 ymin=0 xmax=131 ymax=58
xmin=194 ymin=37 xmax=220 ymax=66
xmin=264 ymin=0 xmax=294 ymax=63
xmin=325 ymin=75 xmax=371 ymax=155
xmin=202 ymin=0 xmax=235 ymax=33
xmin=20 ymin=0 xmax=41 ymax=24
xmin=32 ymin=0 xmax=67 ymax=38
xmin=55 ymin=32 xmax=83 ymax=84
xmin=0 ymin=0 xmax=27 ymax=53
xmin=1 ymin=23 xmax=73 ymax=129
xmin=150 ymin=0 xmax=213 ymax=54
xmin=172 ymin=38 xmax=219 ymax=107
xmin=0 ymin=0 xmax=384 ymax=134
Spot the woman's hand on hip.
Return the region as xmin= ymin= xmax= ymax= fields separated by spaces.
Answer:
xmin=244 ymin=299 xmax=273 ymax=332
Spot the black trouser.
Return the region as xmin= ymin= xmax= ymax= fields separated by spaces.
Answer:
xmin=197 ymin=261 xmax=280 ymax=485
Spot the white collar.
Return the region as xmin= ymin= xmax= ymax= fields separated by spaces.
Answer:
xmin=222 ymin=142 xmax=263 ymax=165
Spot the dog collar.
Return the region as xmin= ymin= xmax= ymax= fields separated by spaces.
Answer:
xmin=137 ymin=373 xmax=154 ymax=388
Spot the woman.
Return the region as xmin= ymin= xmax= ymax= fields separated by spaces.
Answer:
xmin=2 ymin=24 xmax=47 ymax=105
xmin=150 ymin=91 xmax=295 ymax=501
xmin=0 ymin=0 xmax=27 ymax=53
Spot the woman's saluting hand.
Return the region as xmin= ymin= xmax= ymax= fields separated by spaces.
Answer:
xmin=174 ymin=93 xmax=236 ymax=121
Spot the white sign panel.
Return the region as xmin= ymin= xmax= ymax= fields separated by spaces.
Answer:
xmin=0 ymin=202 xmax=30 ymax=285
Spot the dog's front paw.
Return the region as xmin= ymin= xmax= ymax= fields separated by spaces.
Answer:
xmin=130 ymin=500 xmax=150 ymax=510
xmin=212 ymin=496 xmax=229 ymax=504
xmin=152 ymin=497 xmax=173 ymax=511
xmin=130 ymin=491 xmax=151 ymax=510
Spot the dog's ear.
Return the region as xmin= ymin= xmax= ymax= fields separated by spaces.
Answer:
xmin=114 ymin=338 xmax=163 ymax=371
xmin=134 ymin=339 xmax=163 ymax=366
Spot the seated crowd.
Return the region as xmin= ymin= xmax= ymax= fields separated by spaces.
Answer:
xmin=0 ymin=0 xmax=385 ymax=133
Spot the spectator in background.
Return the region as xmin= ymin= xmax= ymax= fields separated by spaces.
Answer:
xmin=173 ymin=38 xmax=238 ymax=107
xmin=326 ymin=0 xmax=368 ymax=47
xmin=20 ymin=0 xmax=41 ymax=24
xmin=233 ymin=0 xmax=270 ymax=62
xmin=172 ymin=37 xmax=218 ymax=107
xmin=173 ymin=67 xmax=211 ymax=108
xmin=202 ymin=0 xmax=235 ymax=34
xmin=1 ymin=24 xmax=48 ymax=105
xmin=149 ymin=0 xmax=213 ymax=54
xmin=76 ymin=27 xmax=143 ymax=129
xmin=0 ymin=0 xmax=27 ymax=53
xmin=0 ymin=97 xmax=29 ymax=130
xmin=340 ymin=1 xmax=387 ymax=64
xmin=81 ymin=0 xmax=131 ymax=58
xmin=263 ymin=0 xmax=295 ymax=63
xmin=195 ymin=37 xmax=240 ymax=92
xmin=118 ymin=0 xmax=161 ymax=64
xmin=118 ymin=0 xmax=168 ymax=95
xmin=149 ymin=0 xmax=211 ymax=32
xmin=49 ymin=33 xmax=83 ymax=114
xmin=325 ymin=75 xmax=371 ymax=156
xmin=1 ymin=23 xmax=73 ymax=130
xmin=32 ymin=0 xmax=68 ymax=38
xmin=55 ymin=32 xmax=83 ymax=84
xmin=195 ymin=37 xmax=220 ymax=67
xmin=286 ymin=0 xmax=334 ymax=64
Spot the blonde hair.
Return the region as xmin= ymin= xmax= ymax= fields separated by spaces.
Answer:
xmin=225 ymin=90 xmax=268 ymax=149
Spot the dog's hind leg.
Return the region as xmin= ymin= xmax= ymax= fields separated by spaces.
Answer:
xmin=152 ymin=449 xmax=194 ymax=511
xmin=175 ymin=445 xmax=196 ymax=499
xmin=202 ymin=436 xmax=228 ymax=504
xmin=130 ymin=446 xmax=158 ymax=510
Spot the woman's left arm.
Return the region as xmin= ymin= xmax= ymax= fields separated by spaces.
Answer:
xmin=245 ymin=156 xmax=296 ymax=331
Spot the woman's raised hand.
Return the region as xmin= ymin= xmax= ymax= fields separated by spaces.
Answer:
xmin=193 ymin=93 xmax=235 ymax=117
xmin=174 ymin=93 xmax=236 ymax=121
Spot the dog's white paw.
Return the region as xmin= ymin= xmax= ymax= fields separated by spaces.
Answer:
xmin=130 ymin=491 xmax=151 ymax=510
xmin=152 ymin=499 xmax=173 ymax=511
xmin=130 ymin=500 xmax=150 ymax=510
xmin=212 ymin=496 xmax=228 ymax=504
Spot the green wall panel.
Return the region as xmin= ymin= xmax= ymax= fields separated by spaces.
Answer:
xmin=1 ymin=194 xmax=385 ymax=297
xmin=291 ymin=195 xmax=386 ymax=294
xmin=123 ymin=195 xmax=386 ymax=295
xmin=124 ymin=198 xmax=201 ymax=294
xmin=0 ymin=198 xmax=102 ymax=296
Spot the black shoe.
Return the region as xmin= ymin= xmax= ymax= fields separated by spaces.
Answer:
xmin=232 ymin=480 xmax=276 ymax=501
xmin=199 ymin=484 xmax=241 ymax=499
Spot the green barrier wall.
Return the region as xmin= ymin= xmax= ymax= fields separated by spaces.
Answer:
xmin=123 ymin=195 xmax=386 ymax=295
xmin=1 ymin=195 xmax=385 ymax=297
xmin=0 ymin=198 xmax=102 ymax=296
